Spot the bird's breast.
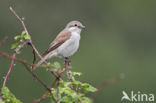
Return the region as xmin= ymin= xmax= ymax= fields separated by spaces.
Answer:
xmin=57 ymin=32 xmax=80 ymax=57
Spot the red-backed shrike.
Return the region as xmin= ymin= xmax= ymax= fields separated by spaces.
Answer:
xmin=33 ymin=20 xmax=85 ymax=70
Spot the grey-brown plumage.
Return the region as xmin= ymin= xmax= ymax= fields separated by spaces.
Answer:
xmin=33 ymin=20 xmax=85 ymax=70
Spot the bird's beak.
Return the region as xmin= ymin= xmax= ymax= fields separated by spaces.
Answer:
xmin=81 ymin=25 xmax=85 ymax=29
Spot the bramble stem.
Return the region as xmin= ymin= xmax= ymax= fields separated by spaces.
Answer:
xmin=3 ymin=41 xmax=29 ymax=87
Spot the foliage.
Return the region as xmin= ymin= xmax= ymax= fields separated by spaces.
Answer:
xmin=11 ymin=31 xmax=31 ymax=51
xmin=45 ymin=62 xmax=62 ymax=73
xmin=0 ymin=68 xmax=96 ymax=103
xmin=48 ymin=71 xmax=97 ymax=103
xmin=0 ymin=87 xmax=22 ymax=103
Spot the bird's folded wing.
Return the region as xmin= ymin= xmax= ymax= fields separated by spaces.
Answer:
xmin=43 ymin=30 xmax=71 ymax=55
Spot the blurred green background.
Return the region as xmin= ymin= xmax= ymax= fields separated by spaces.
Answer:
xmin=0 ymin=0 xmax=156 ymax=103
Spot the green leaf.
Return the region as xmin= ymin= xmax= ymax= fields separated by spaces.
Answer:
xmin=14 ymin=35 xmax=21 ymax=40
xmin=68 ymin=71 xmax=82 ymax=76
xmin=1 ymin=86 xmax=22 ymax=103
xmin=11 ymin=41 xmax=24 ymax=53
xmin=48 ymin=71 xmax=97 ymax=103
xmin=14 ymin=31 xmax=30 ymax=40
xmin=21 ymin=31 xmax=26 ymax=35
xmin=53 ymin=62 xmax=61 ymax=69
xmin=80 ymin=97 xmax=93 ymax=103
xmin=0 ymin=99 xmax=5 ymax=103
xmin=85 ymin=84 xmax=97 ymax=92
xmin=47 ymin=62 xmax=61 ymax=72
xmin=24 ymin=34 xmax=31 ymax=40
xmin=11 ymin=43 xmax=18 ymax=49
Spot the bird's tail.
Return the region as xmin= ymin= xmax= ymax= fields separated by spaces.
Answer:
xmin=32 ymin=53 xmax=53 ymax=70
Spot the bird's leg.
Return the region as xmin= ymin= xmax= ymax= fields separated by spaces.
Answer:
xmin=64 ymin=57 xmax=73 ymax=89
xmin=64 ymin=57 xmax=70 ymax=70
xmin=64 ymin=57 xmax=71 ymax=79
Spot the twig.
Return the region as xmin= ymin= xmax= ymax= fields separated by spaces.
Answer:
xmin=10 ymin=7 xmax=29 ymax=35
xmin=33 ymin=65 xmax=69 ymax=103
xmin=32 ymin=48 xmax=36 ymax=64
xmin=2 ymin=7 xmax=63 ymax=102
xmin=0 ymin=36 xmax=8 ymax=47
xmin=92 ymin=73 xmax=125 ymax=99
xmin=29 ymin=43 xmax=60 ymax=79
xmin=0 ymin=51 xmax=56 ymax=102
xmin=56 ymin=82 xmax=59 ymax=103
xmin=0 ymin=50 xmax=60 ymax=82
xmin=33 ymin=76 xmax=59 ymax=103
xmin=34 ymin=58 xmax=74 ymax=103
xmin=23 ymin=64 xmax=51 ymax=92
xmin=2 ymin=7 xmax=32 ymax=87
xmin=0 ymin=93 xmax=2 ymax=100
xmin=0 ymin=51 xmax=55 ymax=69
xmin=33 ymin=67 xmax=68 ymax=103
xmin=10 ymin=6 xmax=60 ymax=79
xmin=2 ymin=40 xmax=29 ymax=87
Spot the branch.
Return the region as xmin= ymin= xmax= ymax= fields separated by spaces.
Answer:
xmin=33 ymin=64 xmax=70 ymax=103
xmin=29 ymin=43 xmax=60 ymax=79
xmin=24 ymin=64 xmax=51 ymax=91
xmin=2 ymin=7 xmax=32 ymax=87
xmin=2 ymin=40 xmax=29 ymax=86
xmin=0 ymin=51 xmax=56 ymax=102
xmin=33 ymin=79 xmax=57 ymax=103
xmin=9 ymin=7 xmax=60 ymax=79
xmin=0 ymin=51 xmax=56 ymax=69
xmin=10 ymin=7 xmax=29 ymax=34
xmin=1 ymin=7 xmax=64 ymax=102
xmin=92 ymin=73 xmax=125 ymax=99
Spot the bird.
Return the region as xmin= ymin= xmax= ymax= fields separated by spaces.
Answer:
xmin=32 ymin=20 xmax=85 ymax=70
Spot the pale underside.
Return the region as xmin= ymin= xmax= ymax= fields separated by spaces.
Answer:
xmin=44 ymin=29 xmax=80 ymax=59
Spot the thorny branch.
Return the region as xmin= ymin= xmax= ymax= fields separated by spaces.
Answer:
xmin=0 ymin=7 xmax=56 ymax=102
xmin=0 ymin=51 xmax=50 ymax=68
xmin=10 ymin=7 xmax=29 ymax=35
xmin=29 ymin=43 xmax=60 ymax=79
xmin=33 ymin=67 xmax=67 ymax=103
xmin=7 ymin=6 xmax=59 ymax=82
xmin=2 ymin=40 xmax=29 ymax=87
xmin=2 ymin=7 xmax=32 ymax=87
xmin=0 ymin=51 xmax=56 ymax=102
xmin=1 ymin=7 xmax=65 ymax=102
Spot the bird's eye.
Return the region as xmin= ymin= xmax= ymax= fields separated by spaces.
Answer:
xmin=74 ymin=24 xmax=77 ymax=26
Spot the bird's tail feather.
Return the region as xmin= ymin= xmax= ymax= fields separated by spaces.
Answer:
xmin=32 ymin=53 xmax=53 ymax=70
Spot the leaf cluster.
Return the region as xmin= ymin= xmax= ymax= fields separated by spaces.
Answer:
xmin=0 ymin=87 xmax=21 ymax=103
xmin=48 ymin=71 xmax=97 ymax=103
xmin=11 ymin=31 xmax=31 ymax=51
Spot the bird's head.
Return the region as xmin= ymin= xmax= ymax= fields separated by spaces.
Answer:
xmin=65 ymin=20 xmax=85 ymax=33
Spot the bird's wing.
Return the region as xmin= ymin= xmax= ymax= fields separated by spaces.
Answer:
xmin=43 ymin=30 xmax=71 ymax=55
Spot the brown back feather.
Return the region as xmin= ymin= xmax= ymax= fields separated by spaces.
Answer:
xmin=43 ymin=30 xmax=71 ymax=55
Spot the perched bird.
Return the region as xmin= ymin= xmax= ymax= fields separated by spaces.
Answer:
xmin=33 ymin=20 xmax=85 ymax=70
